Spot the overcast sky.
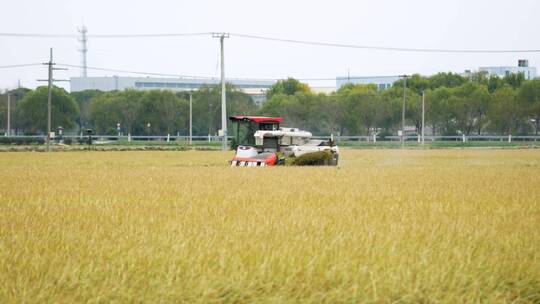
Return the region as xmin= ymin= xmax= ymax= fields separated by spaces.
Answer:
xmin=1 ymin=0 xmax=539 ymax=90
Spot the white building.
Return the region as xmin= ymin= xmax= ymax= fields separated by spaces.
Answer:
xmin=336 ymin=75 xmax=401 ymax=90
xmin=70 ymin=76 xmax=276 ymax=104
xmin=479 ymin=60 xmax=536 ymax=80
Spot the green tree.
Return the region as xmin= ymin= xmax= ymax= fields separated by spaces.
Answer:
xmin=425 ymin=87 xmax=454 ymax=135
xmin=335 ymin=84 xmax=379 ymax=135
xmin=71 ymin=89 xmax=103 ymax=130
xmin=88 ymin=92 xmax=124 ymax=134
xmin=227 ymin=88 xmax=259 ymax=117
xmin=487 ymin=76 xmax=504 ymax=93
xmin=488 ymin=86 xmax=520 ymax=134
xmin=469 ymin=71 xmax=489 ymax=86
xmin=260 ymin=92 xmax=317 ymax=131
xmin=17 ymin=86 xmax=79 ymax=134
xmin=192 ymin=85 xmax=220 ymax=136
xmin=139 ymin=90 xmax=188 ymax=135
xmin=399 ymin=74 xmax=430 ymax=94
xmin=428 ymin=72 xmax=467 ymax=89
xmin=518 ymin=78 xmax=540 ymax=134
xmin=318 ymin=94 xmax=344 ymax=135
xmin=451 ymin=83 xmax=490 ymax=135
xmin=0 ymin=94 xmax=7 ymax=135
xmin=190 ymin=84 xmax=258 ymax=136
xmin=117 ymin=90 xmax=143 ymax=134
xmin=395 ymin=72 xmax=467 ymax=91
xmin=503 ymin=72 xmax=526 ymax=90
xmin=403 ymin=89 xmax=424 ymax=134
xmin=266 ymin=78 xmax=311 ymax=99
xmin=89 ymin=90 xmax=191 ymax=135
xmin=377 ymin=89 xmax=402 ymax=135
xmin=483 ymin=72 xmax=526 ymax=93
xmin=0 ymin=88 xmax=31 ymax=135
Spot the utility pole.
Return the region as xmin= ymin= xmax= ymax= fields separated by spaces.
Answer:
xmin=213 ymin=32 xmax=229 ymax=151
xmin=401 ymin=75 xmax=407 ymax=148
xmin=39 ymin=48 xmax=68 ymax=152
xmin=421 ymin=90 xmax=425 ymax=146
xmin=189 ymin=91 xmax=193 ymax=145
xmin=6 ymin=93 xmax=10 ymax=136
xmin=220 ymin=34 xmax=227 ymax=151
xmin=78 ymin=26 xmax=88 ymax=78
xmin=46 ymin=48 xmax=53 ymax=151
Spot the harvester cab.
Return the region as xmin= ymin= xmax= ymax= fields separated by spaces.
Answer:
xmin=229 ymin=115 xmax=339 ymax=166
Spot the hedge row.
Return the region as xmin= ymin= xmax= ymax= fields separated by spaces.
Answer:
xmin=0 ymin=137 xmax=46 ymax=145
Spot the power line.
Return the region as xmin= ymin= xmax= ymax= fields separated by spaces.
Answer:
xmin=87 ymin=32 xmax=212 ymax=38
xmin=2 ymin=62 xmax=406 ymax=83
xmin=307 ymin=75 xmax=402 ymax=80
xmin=230 ymin=33 xmax=540 ymax=54
xmin=56 ymin=63 xmax=217 ymax=79
xmin=0 ymin=33 xmax=77 ymax=38
xmin=2 ymin=61 xmax=268 ymax=80
xmin=0 ymin=63 xmax=43 ymax=69
xmin=56 ymin=63 xmax=267 ymax=80
xmin=1 ymin=31 xmax=539 ymax=53
xmin=56 ymin=63 xmax=412 ymax=82
xmin=60 ymin=63 xmax=405 ymax=81
xmin=0 ymin=32 xmax=212 ymax=38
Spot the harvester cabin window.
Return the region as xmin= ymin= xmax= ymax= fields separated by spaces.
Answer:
xmin=236 ymin=122 xmax=257 ymax=146
xmin=259 ymin=123 xmax=277 ymax=131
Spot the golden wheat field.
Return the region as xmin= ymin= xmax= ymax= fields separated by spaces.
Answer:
xmin=0 ymin=149 xmax=539 ymax=303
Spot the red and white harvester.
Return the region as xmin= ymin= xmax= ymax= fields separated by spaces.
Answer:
xmin=229 ymin=116 xmax=339 ymax=166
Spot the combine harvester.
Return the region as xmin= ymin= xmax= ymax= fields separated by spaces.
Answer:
xmin=229 ymin=116 xmax=339 ymax=166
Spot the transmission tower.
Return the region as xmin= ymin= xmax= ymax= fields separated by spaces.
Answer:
xmin=78 ymin=26 xmax=88 ymax=77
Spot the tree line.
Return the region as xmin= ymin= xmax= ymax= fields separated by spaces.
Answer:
xmin=260 ymin=73 xmax=540 ymax=136
xmin=1 ymin=71 xmax=539 ymax=136
xmin=0 ymin=85 xmax=258 ymax=136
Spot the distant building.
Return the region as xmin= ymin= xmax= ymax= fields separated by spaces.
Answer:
xmin=336 ymin=75 xmax=401 ymax=90
xmin=70 ymin=76 xmax=276 ymax=104
xmin=479 ymin=60 xmax=537 ymax=80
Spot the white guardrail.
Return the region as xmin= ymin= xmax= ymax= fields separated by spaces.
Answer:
xmin=2 ymin=134 xmax=540 ymax=142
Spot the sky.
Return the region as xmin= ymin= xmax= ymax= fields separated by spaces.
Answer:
xmin=1 ymin=0 xmax=539 ymax=91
